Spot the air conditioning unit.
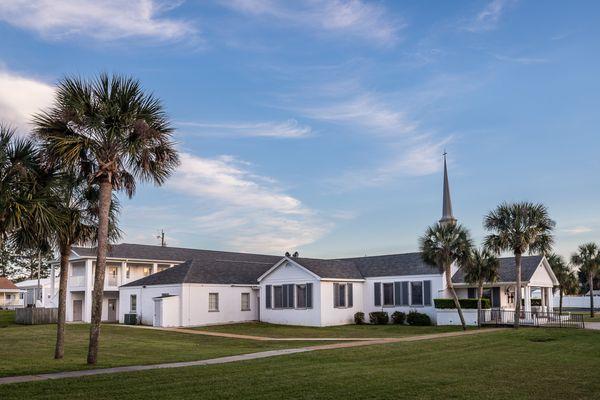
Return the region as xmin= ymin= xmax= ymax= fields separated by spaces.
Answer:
xmin=124 ymin=313 xmax=137 ymax=325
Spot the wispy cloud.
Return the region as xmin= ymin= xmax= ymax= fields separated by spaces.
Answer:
xmin=166 ymin=153 xmax=331 ymax=252
xmin=0 ymin=0 xmax=196 ymax=43
xmin=463 ymin=0 xmax=515 ymax=33
xmin=493 ymin=54 xmax=549 ymax=65
xmin=177 ymin=119 xmax=312 ymax=138
xmin=221 ymin=0 xmax=401 ymax=45
xmin=0 ymin=68 xmax=55 ymax=134
xmin=561 ymin=226 xmax=593 ymax=236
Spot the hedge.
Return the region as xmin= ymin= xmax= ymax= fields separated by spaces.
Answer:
xmin=354 ymin=312 xmax=365 ymax=324
xmin=407 ymin=311 xmax=431 ymax=326
xmin=369 ymin=311 xmax=389 ymax=325
xmin=434 ymin=298 xmax=491 ymax=309
xmin=391 ymin=311 xmax=406 ymax=324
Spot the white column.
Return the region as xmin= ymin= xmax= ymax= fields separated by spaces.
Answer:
xmin=84 ymin=259 xmax=93 ymax=322
xmin=152 ymin=263 xmax=158 ymax=274
xmin=120 ymin=261 xmax=127 ymax=286
xmin=50 ymin=263 xmax=56 ymax=306
xmin=546 ymin=287 xmax=553 ymax=312
xmin=524 ymin=285 xmax=531 ymax=313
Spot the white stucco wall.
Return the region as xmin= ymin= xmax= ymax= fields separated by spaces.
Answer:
xmin=181 ymin=284 xmax=258 ymax=327
xmin=319 ymin=281 xmax=364 ymax=326
xmin=436 ymin=309 xmax=482 ymax=326
xmin=259 ymin=261 xmax=322 ymax=326
xmin=154 ymin=296 xmax=181 ymax=327
xmin=362 ymin=275 xmax=444 ymax=323
xmin=119 ymin=284 xmax=182 ymax=325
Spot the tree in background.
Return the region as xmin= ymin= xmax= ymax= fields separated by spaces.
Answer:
xmin=462 ymin=248 xmax=499 ymax=327
xmin=34 ymin=74 xmax=179 ymax=365
xmin=484 ymin=202 xmax=555 ymax=328
xmin=547 ymin=253 xmax=578 ymax=314
xmin=570 ymin=243 xmax=600 ymax=318
xmin=420 ymin=222 xmax=473 ymax=330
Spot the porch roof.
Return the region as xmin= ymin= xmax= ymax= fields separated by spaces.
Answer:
xmin=452 ymin=255 xmax=546 ymax=285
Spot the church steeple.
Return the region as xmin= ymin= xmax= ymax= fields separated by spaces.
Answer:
xmin=440 ymin=152 xmax=456 ymax=226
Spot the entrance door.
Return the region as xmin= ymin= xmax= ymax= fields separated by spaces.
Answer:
xmin=154 ymin=300 xmax=162 ymax=327
xmin=73 ymin=300 xmax=83 ymax=321
xmin=107 ymin=299 xmax=117 ymax=321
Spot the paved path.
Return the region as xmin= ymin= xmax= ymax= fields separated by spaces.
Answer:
xmin=0 ymin=328 xmax=503 ymax=386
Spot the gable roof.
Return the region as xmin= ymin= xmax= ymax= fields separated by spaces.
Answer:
xmin=122 ymin=258 xmax=278 ymax=287
xmin=0 ymin=277 xmax=19 ymax=290
xmin=452 ymin=255 xmax=545 ymax=284
xmin=288 ymin=258 xmax=364 ymax=280
xmin=341 ymin=252 xmax=441 ymax=278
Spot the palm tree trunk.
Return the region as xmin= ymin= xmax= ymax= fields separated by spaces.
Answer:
xmin=54 ymin=243 xmax=70 ymax=359
xmin=87 ymin=179 xmax=112 ymax=365
xmin=590 ymin=272 xmax=595 ymax=318
xmin=445 ymin=263 xmax=466 ymax=330
xmin=514 ymin=252 xmax=522 ymax=329
xmin=477 ymin=282 xmax=483 ymax=328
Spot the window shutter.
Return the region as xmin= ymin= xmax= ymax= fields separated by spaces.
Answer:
xmin=265 ymin=285 xmax=271 ymax=309
xmin=394 ymin=282 xmax=401 ymax=306
xmin=374 ymin=282 xmax=381 ymax=306
xmin=307 ymin=283 xmax=313 ymax=308
xmin=467 ymin=288 xmax=476 ymax=299
xmin=401 ymin=282 xmax=409 ymax=305
xmin=424 ymin=280 xmax=432 ymax=306
xmin=282 ymin=285 xmax=289 ymax=308
xmin=288 ymin=284 xmax=295 ymax=308
xmin=333 ymin=283 xmax=340 ymax=307
xmin=348 ymin=283 xmax=353 ymax=307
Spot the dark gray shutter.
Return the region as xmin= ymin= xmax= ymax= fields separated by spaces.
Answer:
xmin=424 ymin=280 xmax=432 ymax=306
xmin=394 ymin=282 xmax=401 ymax=306
xmin=467 ymin=288 xmax=476 ymax=299
xmin=288 ymin=285 xmax=295 ymax=308
xmin=282 ymin=285 xmax=289 ymax=308
xmin=266 ymin=285 xmax=272 ymax=309
xmin=374 ymin=282 xmax=381 ymax=306
xmin=401 ymin=282 xmax=409 ymax=305
xmin=333 ymin=283 xmax=339 ymax=307
xmin=307 ymin=283 xmax=313 ymax=308
xmin=492 ymin=287 xmax=500 ymax=308
xmin=348 ymin=283 xmax=353 ymax=307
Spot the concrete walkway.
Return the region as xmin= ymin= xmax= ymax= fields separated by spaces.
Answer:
xmin=0 ymin=328 xmax=503 ymax=386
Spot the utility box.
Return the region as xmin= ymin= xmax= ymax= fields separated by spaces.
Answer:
xmin=124 ymin=313 xmax=137 ymax=325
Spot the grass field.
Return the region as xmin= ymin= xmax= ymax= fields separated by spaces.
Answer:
xmin=0 ymin=312 xmax=318 ymax=378
xmin=0 ymin=309 xmax=15 ymax=327
xmin=198 ymin=321 xmax=465 ymax=338
xmin=3 ymin=328 xmax=600 ymax=399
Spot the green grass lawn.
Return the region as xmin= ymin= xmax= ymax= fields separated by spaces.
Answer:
xmin=0 ymin=320 xmax=319 ymax=378
xmin=0 ymin=310 xmax=15 ymax=327
xmin=198 ymin=321 xmax=466 ymax=338
xmin=3 ymin=328 xmax=600 ymax=399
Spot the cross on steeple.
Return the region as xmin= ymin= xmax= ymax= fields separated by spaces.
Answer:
xmin=439 ymin=151 xmax=457 ymax=226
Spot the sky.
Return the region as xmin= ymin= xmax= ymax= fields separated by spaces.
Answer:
xmin=0 ymin=0 xmax=599 ymax=259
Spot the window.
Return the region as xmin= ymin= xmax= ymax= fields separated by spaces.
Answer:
xmin=296 ymin=284 xmax=307 ymax=308
xmin=126 ymin=266 xmax=130 ymax=279
xmin=273 ymin=286 xmax=283 ymax=308
xmin=333 ymin=283 xmax=353 ymax=308
xmin=411 ymin=281 xmax=423 ymax=306
xmin=130 ymin=295 xmax=137 ymax=312
xmin=374 ymin=282 xmax=381 ymax=306
xmin=266 ymin=285 xmax=272 ymax=309
xmin=143 ymin=267 xmax=151 ymax=277
xmin=383 ymin=283 xmax=394 ymax=306
xmin=272 ymin=285 xmax=294 ymax=309
xmin=157 ymin=264 xmax=170 ymax=272
xmin=19 ymin=293 xmax=24 ymax=300
xmin=209 ymin=293 xmax=219 ymax=312
xmin=241 ymin=293 xmax=250 ymax=311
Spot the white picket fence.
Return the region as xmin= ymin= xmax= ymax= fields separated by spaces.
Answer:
xmin=555 ymin=295 xmax=600 ymax=310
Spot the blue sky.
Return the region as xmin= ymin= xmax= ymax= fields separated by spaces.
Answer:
xmin=0 ymin=0 xmax=598 ymax=258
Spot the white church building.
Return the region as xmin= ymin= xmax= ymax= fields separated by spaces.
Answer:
xmin=49 ymin=159 xmax=557 ymax=327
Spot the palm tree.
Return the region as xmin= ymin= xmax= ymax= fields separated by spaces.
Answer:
xmin=570 ymin=243 xmax=600 ymax=318
xmin=462 ymin=248 xmax=499 ymax=327
xmin=484 ymin=202 xmax=555 ymax=328
xmin=547 ymin=253 xmax=578 ymax=315
xmin=33 ymin=74 xmax=179 ymax=364
xmin=420 ymin=222 xmax=473 ymax=330
xmin=49 ymin=173 xmax=121 ymax=359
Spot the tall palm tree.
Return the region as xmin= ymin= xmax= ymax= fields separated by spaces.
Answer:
xmin=49 ymin=173 xmax=121 ymax=359
xmin=484 ymin=202 xmax=555 ymax=328
xmin=420 ymin=222 xmax=473 ymax=330
xmin=462 ymin=248 xmax=499 ymax=327
xmin=33 ymin=74 xmax=179 ymax=364
xmin=570 ymin=243 xmax=600 ymax=318
xmin=547 ymin=253 xmax=577 ymax=315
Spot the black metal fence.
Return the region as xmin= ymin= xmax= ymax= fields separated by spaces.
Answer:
xmin=479 ymin=309 xmax=585 ymax=329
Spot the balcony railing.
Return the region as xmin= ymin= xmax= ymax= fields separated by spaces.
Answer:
xmin=0 ymin=299 xmax=24 ymax=307
xmin=479 ymin=308 xmax=584 ymax=329
xmin=106 ymin=275 xmax=119 ymax=287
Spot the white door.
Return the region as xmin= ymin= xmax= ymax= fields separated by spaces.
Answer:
xmin=154 ymin=300 xmax=162 ymax=327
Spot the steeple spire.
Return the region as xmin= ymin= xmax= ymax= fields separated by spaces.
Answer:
xmin=440 ymin=151 xmax=456 ymax=226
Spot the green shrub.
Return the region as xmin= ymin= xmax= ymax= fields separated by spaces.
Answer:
xmin=434 ymin=298 xmax=491 ymax=309
xmin=391 ymin=311 xmax=406 ymax=324
xmin=354 ymin=312 xmax=365 ymax=325
xmin=407 ymin=311 xmax=431 ymax=326
xmin=369 ymin=311 xmax=389 ymax=325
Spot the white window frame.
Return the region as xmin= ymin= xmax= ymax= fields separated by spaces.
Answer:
xmin=130 ymin=294 xmax=137 ymax=312
xmin=209 ymin=293 xmax=219 ymax=312
xmin=241 ymin=292 xmax=250 ymax=311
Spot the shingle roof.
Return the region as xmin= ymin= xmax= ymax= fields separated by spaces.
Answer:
xmin=452 ymin=255 xmax=545 ymax=284
xmin=341 ymin=252 xmax=441 ymax=278
xmin=291 ymin=258 xmax=364 ymax=279
xmin=122 ymin=258 xmax=278 ymax=287
xmin=0 ymin=277 xmax=19 ymax=290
